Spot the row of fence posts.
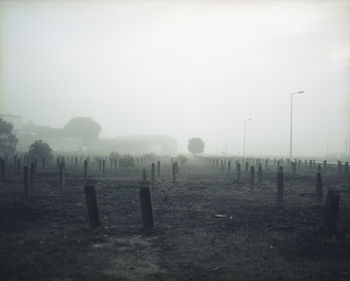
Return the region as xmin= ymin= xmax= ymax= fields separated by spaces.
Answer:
xmin=209 ymin=157 xmax=349 ymax=177
xmin=82 ymin=166 xmax=339 ymax=235
xmin=1 ymin=155 xmax=343 ymax=235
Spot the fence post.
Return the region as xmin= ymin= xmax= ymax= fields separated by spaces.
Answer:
xmin=139 ymin=181 xmax=154 ymax=228
xmin=84 ymin=185 xmax=100 ymax=228
xmin=24 ymin=166 xmax=29 ymax=199
xmin=172 ymin=163 xmax=176 ymax=183
xmin=316 ymin=172 xmax=323 ymax=205
xmin=30 ymin=162 xmax=35 ymax=188
xmin=277 ymin=167 xmax=284 ymax=208
xmin=151 ymin=163 xmax=155 ymax=182
xmin=249 ymin=166 xmax=255 ymax=189
xmin=59 ymin=162 xmax=64 ymax=188
xmin=325 ymin=190 xmax=340 ymax=235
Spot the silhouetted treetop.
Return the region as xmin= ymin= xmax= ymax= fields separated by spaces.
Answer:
xmin=27 ymin=140 xmax=53 ymax=160
xmin=0 ymin=118 xmax=18 ymax=154
xmin=63 ymin=117 xmax=102 ymax=140
xmin=188 ymin=137 xmax=205 ymax=154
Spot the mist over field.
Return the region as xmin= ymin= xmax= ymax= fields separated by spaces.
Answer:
xmin=0 ymin=0 xmax=349 ymax=157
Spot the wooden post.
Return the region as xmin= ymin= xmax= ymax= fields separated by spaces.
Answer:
xmin=345 ymin=162 xmax=349 ymax=176
xmin=292 ymin=162 xmax=296 ymax=176
xmin=325 ymin=190 xmax=340 ymax=235
xmin=139 ymin=181 xmax=154 ymax=228
xmin=151 ymin=163 xmax=155 ymax=182
xmin=276 ymin=167 xmax=284 ymax=208
xmin=257 ymin=163 xmax=262 ymax=184
xmin=84 ymin=185 xmax=100 ymax=228
xmin=59 ymin=162 xmax=64 ymax=188
xmin=84 ymin=160 xmax=88 ymax=180
xmin=142 ymin=169 xmax=147 ymax=181
xmin=172 ymin=163 xmax=176 ymax=183
xmin=236 ymin=162 xmax=241 ymax=182
xmin=24 ymin=166 xmax=29 ymax=198
xmin=227 ymin=160 xmax=231 ymax=175
xmin=316 ymin=172 xmax=323 ymax=205
xmin=75 ymin=157 xmax=78 ymax=167
xmin=337 ymin=161 xmax=342 ymax=174
xmin=102 ymin=159 xmax=106 ymax=176
xmin=1 ymin=158 xmax=5 ymax=182
xmin=323 ymin=160 xmax=327 ymax=172
xmin=157 ymin=161 xmax=160 ymax=178
xmin=30 ymin=162 xmax=35 ymax=188
xmin=249 ymin=166 xmax=255 ymax=189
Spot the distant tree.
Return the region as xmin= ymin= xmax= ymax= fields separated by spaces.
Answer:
xmin=63 ymin=117 xmax=102 ymax=140
xmin=188 ymin=138 xmax=205 ymax=154
xmin=27 ymin=140 xmax=53 ymax=160
xmin=0 ymin=118 xmax=18 ymax=155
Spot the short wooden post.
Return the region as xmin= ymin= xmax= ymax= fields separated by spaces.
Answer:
xmin=75 ymin=157 xmax=78 ymax=167
xmin=245 ymin=162 xmax=249 ymax=174
xmin=323 ymin=160 xmax=327 ymax=171
xmin=1 ymin=158 xmax=5 ymax=182
xmin=292 ymin=162 xmax=296 ymax=176
xmin=337 ymin=161 xmax=342 ymax=174
xmin=59 ymin=162 xmax=64 ymax=188
xmin=249 ymin=166 xmax=255 ymax=189
xmin=257 ymin=163 xmax=262 ymax=184
xmin=316 ymin=172 xmax=323 ymax=205
xmin=345 ymin=162 xmax=349 ymax=176
xmin=325 ymin=190 xmax=340 ymax=235
xmin=84 ymin=185 xmax=100 ymax=228
xmin=151 ymin=163 xmax=155 ymax=182
xmin=24 ymin=166 xmax=29 ymax=198
xmin=84 ymin=160 xmax=88 ymax=180
xmin=172 ymin=163 xmax=176 ymax=183
xmin=157 ymin=161 xmax=160 ymax=177
xmin=227 ymin=160 xmax=231 ymax=175
xmin=276 ymin=167 xmax=284 ymax=208
xmin=236 ymin=162 xmax=241 ymax=182
xmin=102 ymin=159 xmax=106 ymax=176
xmin=99 ymin=159 xmax=102 ymax=172
xmin=30 ymin=162 xmax=35 ymax=188
xmin=139 ymin=181 xmax=154 ymax=228
xmin=142 ymin=169 xmax=147 ymax=181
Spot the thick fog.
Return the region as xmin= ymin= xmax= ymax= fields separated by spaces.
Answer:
xmin=1 ymin=0 xmax=349 ymax=156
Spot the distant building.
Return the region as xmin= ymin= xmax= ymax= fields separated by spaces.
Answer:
xmin=89 ymin=135 xmax=177 ymax=155
xmin=0 ymin=114 xmax=23 ymax=130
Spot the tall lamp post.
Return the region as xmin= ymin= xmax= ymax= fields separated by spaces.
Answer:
xmin=243 ymin=118 xmax=252 ymax=157
xmin=290 ymin=90 xmax=304 ymax=159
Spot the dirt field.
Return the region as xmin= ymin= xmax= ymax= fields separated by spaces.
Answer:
xmin=1 ymin=156 xmax=350 ymax=281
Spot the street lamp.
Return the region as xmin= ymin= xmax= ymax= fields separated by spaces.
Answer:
xmin=290 ymin=90 xmax=304 ymax=159
xmin=243 ymin=118 xmax=252 ymax=157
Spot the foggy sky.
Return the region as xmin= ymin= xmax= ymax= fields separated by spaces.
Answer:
xmin=1 ymin=0 xmax=349 ymax=156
